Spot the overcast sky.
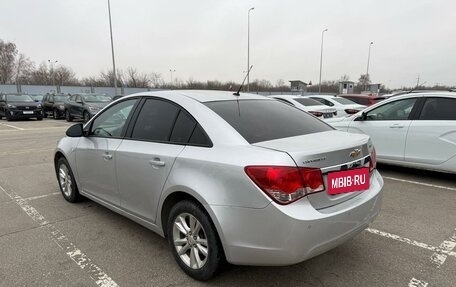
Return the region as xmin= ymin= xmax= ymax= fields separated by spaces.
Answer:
xmin=2 ymin=0 xmax=456 ymax=88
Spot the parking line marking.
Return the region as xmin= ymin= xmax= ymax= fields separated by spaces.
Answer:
xmin=0 ymin=122 xmax=24 ymax=130
xmin=24 ymin=192 xmax=60 ymax=201
xmin=0 ymin=148 xmax=54 ymax=156
xmin=430 ymin=228 xmax=456 ymax=268
xmin=366 ymin=228 xmax=456 ymax=258
xmin=383 ymin=176 xmax=456 ymax=191
xmin=408 ymin=278 xmax=429 ymax=287
xmin=0 ymin=184 xmax=118 ymax=287
xmin=0 ymin=126 xmax=69 ymax=133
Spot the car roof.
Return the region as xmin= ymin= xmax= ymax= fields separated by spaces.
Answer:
xmin=338 ymin=94 xmax=382 ymax=98
xmin=125 ymin=90 xmax=270 ymax=103
xmin=306 ymin=95 xmax=338 ymax=99
xmin=384 ymin=91 xmax=456 ymax=100
xmin=271 ymin=94 xmax=306 ymax=99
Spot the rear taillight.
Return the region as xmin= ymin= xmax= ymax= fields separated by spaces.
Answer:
xmin=309 ymin=111 xmax=323 ymax=117
xmin=344 ymin=108 xmax=360 ymax=115
xmin=245 ymin=166 xmax=324 ymax=204
xmin=369 ymin=147 xmax=377 ymax=172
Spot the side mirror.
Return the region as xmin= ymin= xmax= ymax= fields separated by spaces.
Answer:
xmin=355 ymin=112 xmax=367 ymax=121
xmin=66 ymin=123 xmax=84 ymax=137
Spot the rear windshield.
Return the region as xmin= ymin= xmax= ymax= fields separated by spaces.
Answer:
xmin=333 ymin=97 xmax=357 ymax=105
xmin=205 ymin=100 xmax=333 ymax=144
xmin=293 ymin=98 xmax=322 ymax=106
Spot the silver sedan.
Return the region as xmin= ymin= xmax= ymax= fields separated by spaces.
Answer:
xmin=54 ymin=90 xmax=383 ymax=280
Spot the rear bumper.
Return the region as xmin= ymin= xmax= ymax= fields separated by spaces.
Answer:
xmin=211 ymin=169 xmax=383 ymax=266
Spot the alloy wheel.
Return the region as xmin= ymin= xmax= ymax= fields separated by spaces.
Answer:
xmin=173 ymin=213 xmax=209 ymax=269
xmin=58 ymin=163 xmax=72 ymax=197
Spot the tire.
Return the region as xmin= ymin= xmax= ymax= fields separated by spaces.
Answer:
xmin=83 ymin=111 xmax=90 ymax=123
xmin=65 ymin=110 xmax=73 ymax=122
xmin=6 ymin=113 xmax=12 ymax=121
xmin=167 ymin=200 xmax=225 ymax=281
xmin=37 ymin=116 xmax=43 ymax=121
xmin=56 ymin=157 xmax=81 ymax=203
xmin=43 ymin=110 xmax=48 ymax=118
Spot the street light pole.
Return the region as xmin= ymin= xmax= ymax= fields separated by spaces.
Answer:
xmin=48 ymin=59 xmax=58 ymax=88
xmin=107 ymin=0 xmax=118 ymax=97
xmin=247 ymin=7 xmax=254 ymax=92
xmin=318 ymin=28 xmax=328 ymax=94
xmin=169 ymin=69 xmax=176 ymax=85
xmin=365 ymin=41 xmax=373 ymax=91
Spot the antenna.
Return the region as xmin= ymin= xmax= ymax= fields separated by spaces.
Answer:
xmin=233 ymin=65 xmax=253 ymax=96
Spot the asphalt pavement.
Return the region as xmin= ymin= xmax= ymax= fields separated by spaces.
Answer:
xmin=0 ymin=119 xmax=455 ymax=286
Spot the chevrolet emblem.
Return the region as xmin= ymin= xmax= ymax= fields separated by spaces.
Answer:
xmin=349 ymin=148 xmax=361 ymax=158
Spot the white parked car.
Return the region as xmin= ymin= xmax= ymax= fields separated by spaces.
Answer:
xmin=272 ymin=95 xmax=337 ymax=119
xmin=306 ymin=95 xmax=367 ymax=117
xmin=330 ymin=92 xmax=456 ymax=173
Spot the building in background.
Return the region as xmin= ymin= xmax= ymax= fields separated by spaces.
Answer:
xmin=339 ymin=81 xmax=355 ymax=94
xmin=289 ymin=80 xmax=310 ymax=94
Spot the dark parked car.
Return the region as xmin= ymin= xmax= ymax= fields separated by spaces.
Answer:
xmin=29 ymin=94 xmax=45 ymax=103
xmin=43 ymin=93 xmax=71 ymax=119
xmin=64 ymin=93 xmax=112 ymax=122
xmin=338 ymin=94 xmax=386 ymax=106
xmin=0 ymin=94 xmax=43 ymax=121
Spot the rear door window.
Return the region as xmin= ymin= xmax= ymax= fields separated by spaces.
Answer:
xmin=419 ymin=97 xmax=456 ymax=120
xmin=131 ymin=99 xmax=179 ymax=142
xmin=205 ymin=99 xmax=332 ymax=144
xmin=294 ymin=98 xmax=322 ymax=106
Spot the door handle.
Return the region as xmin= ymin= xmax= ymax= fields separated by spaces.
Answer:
xmin=102 ymin=153 xmax=113 ymax=160
xmin=149 ymin=158 xmax=166 ymax=167
xmin=389 ymin=125 xmax=404 ymax=129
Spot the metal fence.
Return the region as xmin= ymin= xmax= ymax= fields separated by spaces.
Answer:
xmin=1 ymin=84 xmax=307 ymax=97
xmin=0 ymin=84 xmax=164 ymax=97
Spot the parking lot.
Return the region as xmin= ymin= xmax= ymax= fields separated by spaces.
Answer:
xmin=0 ymin=118 xmax=455 ymax=287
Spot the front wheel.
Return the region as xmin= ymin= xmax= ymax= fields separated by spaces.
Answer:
xmin=167 ymin=200 xmax=225 ymax=281
xmin=56 ymin=157 xmax=81 ymax=202
xmin=83 ymin=111 xmax=90 ymax=123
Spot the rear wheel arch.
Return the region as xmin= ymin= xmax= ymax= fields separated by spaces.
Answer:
xmin=160 ymin=191 xmax=224 ymax=243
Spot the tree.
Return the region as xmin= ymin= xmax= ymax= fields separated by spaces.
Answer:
xmin=340 ymin=74 xmax=350 ymax=81
xmin=358 ymin=74 xmax=371 ymax=88
xmin=99 ymin=69 xmax=124 ymax=87
xmin=0 ymin=40 xmax=18 ymax=84
xmin=53 ymin=65 xmax=78 ymax=86
xmin=14 ymin=53 xmax=34 ymax=85
xmin=150 ymin=72 xmax=164 ymax=88
xmin=126 ymin=67 xmax=151 ymax=88
xmin=30 ymin=62 xmax=51 ymax=85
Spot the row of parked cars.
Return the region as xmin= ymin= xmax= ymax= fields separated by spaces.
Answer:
xmin=0 ymin=93 xmax=113 ymax=122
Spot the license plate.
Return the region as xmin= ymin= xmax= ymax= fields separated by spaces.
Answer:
xmin=323 ymin=113 xmax=333 ymax=118
xmin=327 ymin=167 xmax=369 ymax=195
xmin=22 ymin=111 xmax=33 ymax=114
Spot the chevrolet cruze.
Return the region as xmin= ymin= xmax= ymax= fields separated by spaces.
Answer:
xmin=54 ymin=90 xmax=383 ymax=280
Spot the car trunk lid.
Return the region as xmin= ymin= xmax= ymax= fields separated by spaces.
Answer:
xmin=252 ymin=130 xmax=373 ymax=209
